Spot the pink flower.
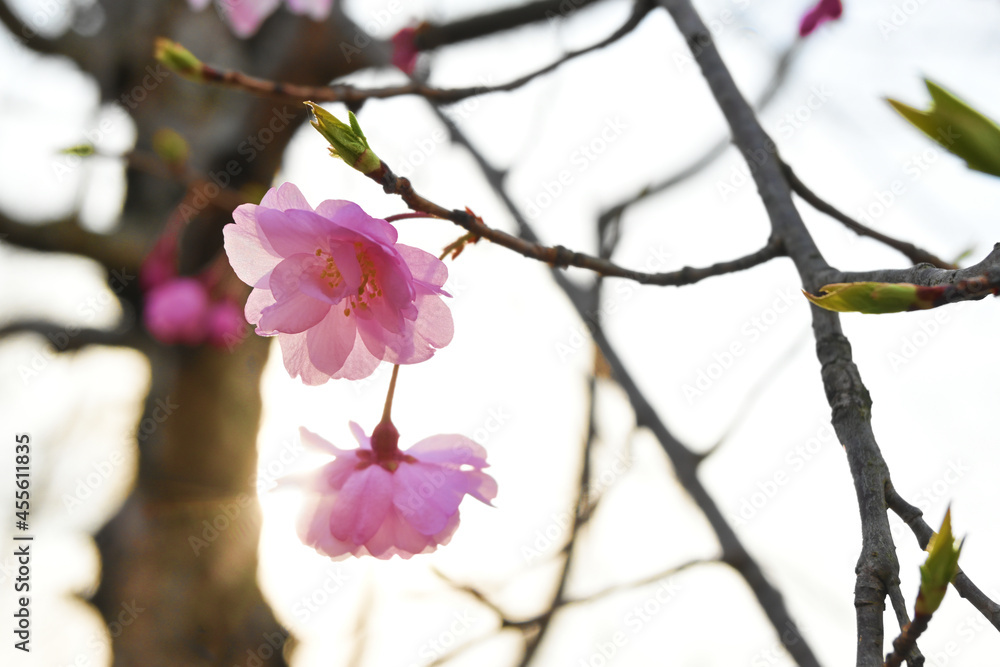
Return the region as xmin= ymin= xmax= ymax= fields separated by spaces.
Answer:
xmin=297 ymin=422 xmax=497 ymax=560
xmin=223 ymin=183 xmax=453 ymax=384
xmin=390 ymin=27 xmax=419 ymax=75
xmin=188 ymin=0 xmax=334 ymax=38
xmin=798 ymin=0 xmax=843 ymax=37
xmin=205 ymin=299 xmax=247 ymax=348
xmin=140 ymin=235 xmax=177 ymax=291
xmin=143 ymin=277 xmax=210 ymax=345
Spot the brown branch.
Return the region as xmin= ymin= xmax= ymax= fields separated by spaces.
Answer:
xmin=0 ymin=319 xmax=145 ymax=352
xmin=658 ymin=1 xmax=914 ymax=664
xmin=834 ymin=243 xmax=1000 ymax=287
xmin=514 ymin=372 xmax=599 ymax=666
xmin=884 ymin=613 xmax=931 ymax=667
xmin=0 ymin=209 xmax=143 ymax=270
xmin=413 ymin=0 xmax=612 ymax=51
xmin=428 ymin=97 xmax=822 ymax=667
xmin=372 ymin=163 xmax=785 ymax=284
xmin=885 ymin=583 xmax=925 ymax=666
xmin=782 ymin=162 xmax=956 ymax=269
xmin=885 ymin=481 xmax=1000 ymax=630
xmin=183 ymin=0 xmax=651 ymax=106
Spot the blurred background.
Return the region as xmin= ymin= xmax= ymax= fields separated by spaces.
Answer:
xmin=1 ymin=0 xmax=999 ymax=665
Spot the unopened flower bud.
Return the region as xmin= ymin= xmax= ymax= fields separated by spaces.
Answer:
xmin=304 ymin=102 xmax=382 ymax=175
xmin=155 ymin=38 xmax=204 ymax=81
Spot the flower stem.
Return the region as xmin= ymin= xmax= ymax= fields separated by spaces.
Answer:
xmin=371 ymin=365 xmax=402 ymax=461
xmin=381 ymin=364 xmax=400 ymax=423
xmin=384 ymin=211 xmax=438 ymax=223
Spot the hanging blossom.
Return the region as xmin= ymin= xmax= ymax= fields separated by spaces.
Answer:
xmin=188 ymin=0 xmax=334 ymax=38
xmin=223 ymin=182 xmax=453 ymax=383
xmin=798 ymin=0 xmax=843 ymax=37
xmin=296 ymin=369 xmax=497 ymax=559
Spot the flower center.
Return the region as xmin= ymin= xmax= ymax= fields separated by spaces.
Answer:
xmin=342 ymin=242 xmax=382 ymax=317
xmin=315 ymin=247 xmax=345 ymax=291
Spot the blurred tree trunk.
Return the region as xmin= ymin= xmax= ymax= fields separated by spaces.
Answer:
xmin=1 ymin=1 xmax=388 ymax=663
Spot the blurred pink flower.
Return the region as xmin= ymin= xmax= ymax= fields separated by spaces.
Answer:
xmin=205 ymin=299 xmax=247 ymax=348
xmin=143 ymin=277 xmax=210 ymax=345
xmin=297 ymin=422 xmax=497 ymax=560
xmin=140 ymin=234 xmax=177 ymax=291
xmin=188 ymin=0 xmax=334 ymax=38
xmin=390 ymin=27 xmax=419 ymax=74
xmin=799 ymin=0 xmax=843 ymax=37
xmin=223 ymin=182 xmax=453 ymax=384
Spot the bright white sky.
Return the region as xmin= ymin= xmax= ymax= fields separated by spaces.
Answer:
xmin=1 ymin=0 xmax=1000 ymax=665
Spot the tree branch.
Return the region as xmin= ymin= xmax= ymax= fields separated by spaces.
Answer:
xmin=782 ymin=162 xmax=956 ymax=269
xmin=0 ymin=209 xmax=143 ymax=271
xmin=885 ymin=582 xmax=924 ymax=666
xmin=835 ymin=243 xmax=1000 ymax=286
xmin=427 ymin=104 xmax=822 ymax=667
xmin=0 ymin=319 xmax=145 ymax=352
xmin=182 ymin=0 xmax=651 ymax=107
xmin=413 ymin=0 xmax=611 ymax=51
xmin=372 ymin=155 xmax=785 ymax=285
xmin=658 ymin=2 xmax=907 ymax=664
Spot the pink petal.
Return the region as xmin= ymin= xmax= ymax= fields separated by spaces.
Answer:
xmin=284 ymin=0 xmax=334 ymax=20
xmin=407 ymin=434 xmax=489 ymax=468
xmin=278 ymin=331 xmax=333 ymax=385
xmin=304 ymin=309 xmax=359 ymax=376
xmin=245 ymin=288 xmax=276 ymax=328
xmin=221 ymin=0 xmax=282 ymax=37
xmin=327 ymin=333 xmax=382 ymax=380
xmin=363 ymin=508 xmax=436 ymax=558
xmin=396 ymin=244 xmax=449 ymax=292
xmin=314 ymin=200 xmax=398 ymax=246
xmin=262 ymin=182 xmax=312 ymax=211
xmin=348 ymin=422 xmax=372 ymax=449
xmin=256 ymin=207 xmax=331 ymax=258
xmin=224 ymin=217 xmax=282 ymax=287
xmin=461 ymin=469 xmax=499 ymax=506
xmin=411 ymin=293 xmax=454 ymax=351
xmin=392 ymin=463 xmax=460 ymax=535
xmin=258 ymin=291 xmax=329 ymax=335
xmin=298 ymin=497 xmax=355 ymax=559
xmin=299 ymin=426 xmax=352 ymax=457
xmin=327 ymin=465 xmax=393 ymax=544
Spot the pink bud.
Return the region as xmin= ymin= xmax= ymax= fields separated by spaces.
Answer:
xmin=799 ymin=0 xmax=843 ymax=37
xmin=143 ymin=278 xmax=210 ymax=346
xmin=391 ymin=27 xmax=419 ymax=75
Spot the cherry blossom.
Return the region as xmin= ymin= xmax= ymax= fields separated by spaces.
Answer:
xmin=223 ymin=182 xmax=453 ymax=383
xmin=297 ymin=420 xmax=496 ymax=560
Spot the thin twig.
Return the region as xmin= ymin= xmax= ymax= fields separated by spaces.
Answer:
xmin=428 ymin=93 xmax=822 ymax=667
xmin=782 ymin=162 xmax=956 ymax=269
xmin=186 ymin=1 xmax=652 ymax=106
xmin=370 ymin=162 xmax=785 ymax=284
